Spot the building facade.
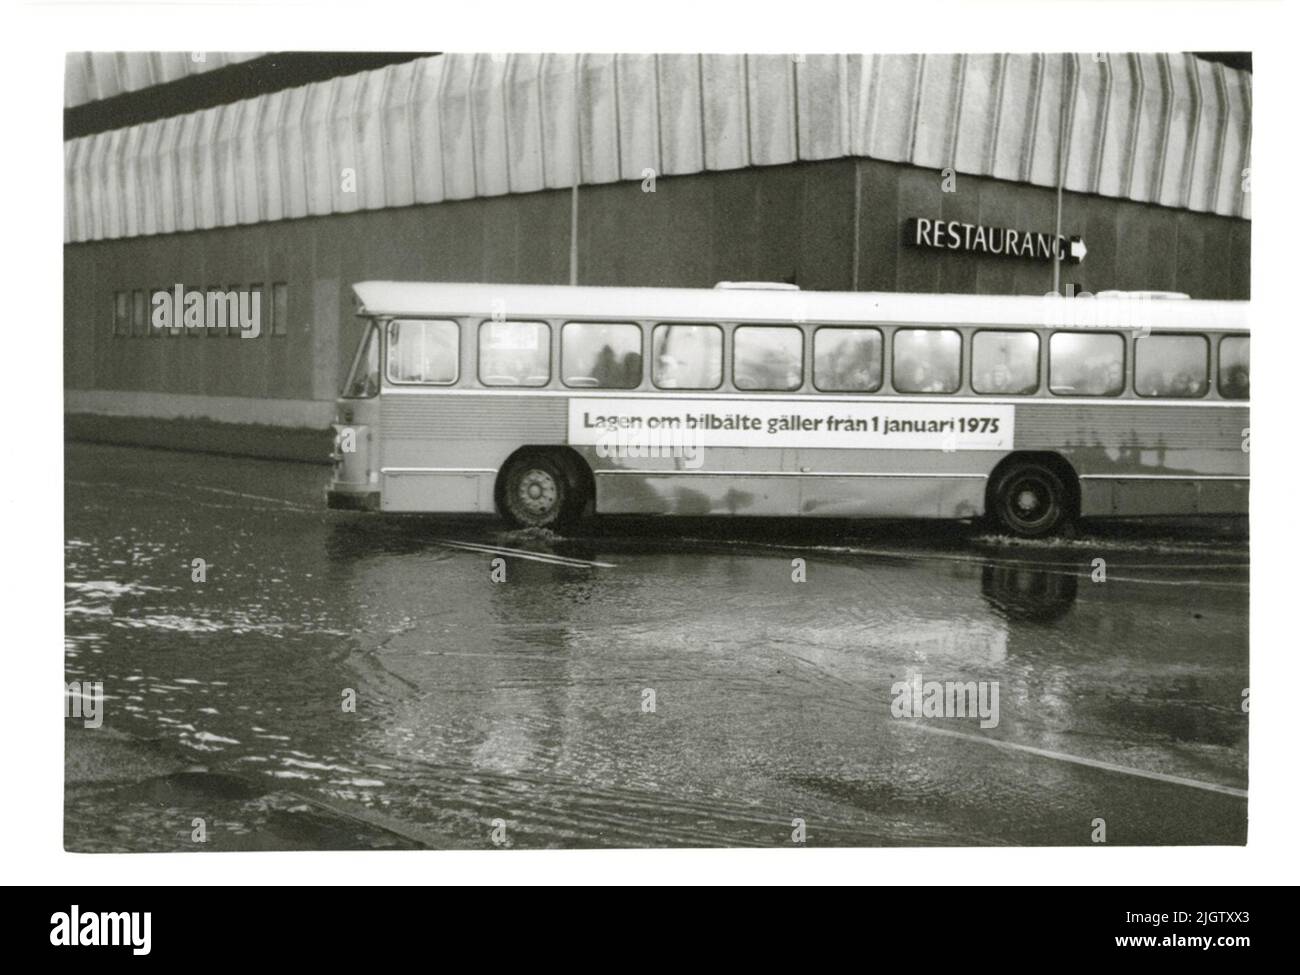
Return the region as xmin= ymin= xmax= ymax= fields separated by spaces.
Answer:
xmin=64 ymin=52 xmax=1252 ymax=431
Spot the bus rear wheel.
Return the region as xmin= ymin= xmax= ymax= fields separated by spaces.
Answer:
xmin=989 ymin=461 xmax=1072 ymax=538
xmin=499 ymin=452 xmax=582 ymax=530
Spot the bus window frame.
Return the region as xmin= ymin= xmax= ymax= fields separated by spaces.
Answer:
xmin=732 ymin=324 xmax=805 ymax=392
xmin=385 ymin=318 xmax=461 ymax=387
xmin=1216 ymin=333 xmax=1250 ymax=401
xmin=340 ymin=318 xmax=382 ymax=399
xmin=476 ymin=318 xmax=552 ymax=388
xmin=1048 ymin=329 xmax=1128 ymax=398
xmin=1134 ymin=331 xmax=1210 ymax=399
xmin=890 ymin=326 xmax=964 ymax=395
xmin=971 ymin=328 xmax=1041 ymax=396
xmin=651 ymin=322 xmax=725 ymax=391
xmin=560 ymin=320 xmax=644 ymax=390
xmin=811 ymin=325 xmax=884 ymax=394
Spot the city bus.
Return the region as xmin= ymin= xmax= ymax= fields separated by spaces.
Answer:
xmin=326 ymin=281 xmax=1249 ymax=537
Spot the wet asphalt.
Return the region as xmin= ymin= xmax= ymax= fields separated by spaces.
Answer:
xmin=64 ymin=442 xmax=1248 ymax=850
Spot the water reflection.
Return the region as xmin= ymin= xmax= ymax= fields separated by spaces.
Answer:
xmin=980 ymin=564 xmax=1080 ymax=623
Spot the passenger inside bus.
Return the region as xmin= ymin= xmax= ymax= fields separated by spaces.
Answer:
xmin=1049 ymin=332 xmax=1123 ymax=396
xmin=893 ymin=329 xmax=960 ymax=393
xmin=653 ymin=325 xmax=721 ymax=389
xmin=1219 ymin=336 xmax=1250 ymax=399
xmin=734 ymin=326 xmax=802 ymax=390
xmin=1080 ymin=359 xmax=1124 ymax=395
xmin=561 ymin=323 xmax=642 ymax=388
xmin=588 ymin=345 xmax=642 ymax=388
xmin=814 ymin=329 xmax=881 ymax=391
xmin=980 ymin=362 xmax=1016 ymax=393
xmin=1133 ymin=334 xmax=1213 ymax=397
xmin=735 ymin=350 xmax=801 ymax=390
xmin=972 ymin=331 xmax=1038 ymax=394
xmin=655 ymin=353 xmax=685 ymax=388
xmin=1221 ymin=362 xmax=1249 ymax=399
xmin=895 ymin=357 xmax=958 ymax=393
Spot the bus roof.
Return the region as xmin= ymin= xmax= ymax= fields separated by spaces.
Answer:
xmin=352 ymin=281 xmax=1249 ymax=332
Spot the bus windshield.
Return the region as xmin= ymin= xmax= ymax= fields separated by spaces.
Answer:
xmin=342 ymin=322 xmax=380 ymax=398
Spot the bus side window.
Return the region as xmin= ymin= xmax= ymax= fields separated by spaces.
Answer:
xmin=652 ymin=323 xmax=722 ymax=390
xmin=1219 ymin=336 xmax=1250 ymax=400
xmin=814 ymin=328 xmax=882 ymax=392
xmin=478 ymin=320 xmax=550 ymax=387
xmin=892 ymin=328 xmax=961 ymax=393
xmin=973 ymin=331 xmax=1039 ymax=395
xmin=1135 ymin=334 xmax=1209 ymax=398
xmin=734 ymin=326 xmax=802 ymax=391
xmin=562 ymin=322 xmax=642 ymax=388
xmin=1049 ymin=332 xmax=1124 ymax=396
xmin=387 ymin=319 xmax=459 ymax=385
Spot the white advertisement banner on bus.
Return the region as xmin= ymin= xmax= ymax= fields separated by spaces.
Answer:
xmin=568 ymin=399 xmax=1015 ymax=451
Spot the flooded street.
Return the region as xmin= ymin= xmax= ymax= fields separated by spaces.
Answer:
xmin=65 ymin=442 xmax=1248 ymax=850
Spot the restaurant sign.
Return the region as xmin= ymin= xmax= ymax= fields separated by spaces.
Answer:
xmin=906 ymin=218 xmax=1087 ymax=263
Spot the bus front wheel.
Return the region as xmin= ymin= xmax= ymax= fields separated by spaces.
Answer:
xmin=499 ymin=452 xmax=582 ymax=530
xmin=989 ymin=461 xmax=1072 ymax=538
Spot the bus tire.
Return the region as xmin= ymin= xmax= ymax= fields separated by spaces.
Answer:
xmin=989 ymin=461 xmax=1072 ymax=538
xmin=499 ymin=452 xmax=582 ymax=530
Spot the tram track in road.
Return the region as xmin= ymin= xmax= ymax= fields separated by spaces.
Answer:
xmin=588 ymin=531 xmax=1249 ymax=590
xmin=434 ymin=538 xmax=617 ymax=569
xmin=906 ymin=723 xmax=1248 ymax=799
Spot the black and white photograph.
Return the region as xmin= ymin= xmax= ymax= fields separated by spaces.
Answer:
xmin=60 ymin=45 xmax=1253 ymax=852
xmin=4 ymin=0 xmax=1297 ymax=904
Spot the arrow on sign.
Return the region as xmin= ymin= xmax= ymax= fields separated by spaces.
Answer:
xmin=1069 ymin=237 xmax=1088 ymax=262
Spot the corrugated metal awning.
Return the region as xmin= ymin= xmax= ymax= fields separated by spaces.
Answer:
xmin=65 ymin=52 xmax=1252 ymax=244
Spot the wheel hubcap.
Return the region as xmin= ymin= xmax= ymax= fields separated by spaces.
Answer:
xmin=1016 ymin=487 xmax=1041 ymax=514
xmin=1007 ymin=475 xmax=1052 ymax=526
xmin=516 ymin=469 xmax=558 ymax=517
